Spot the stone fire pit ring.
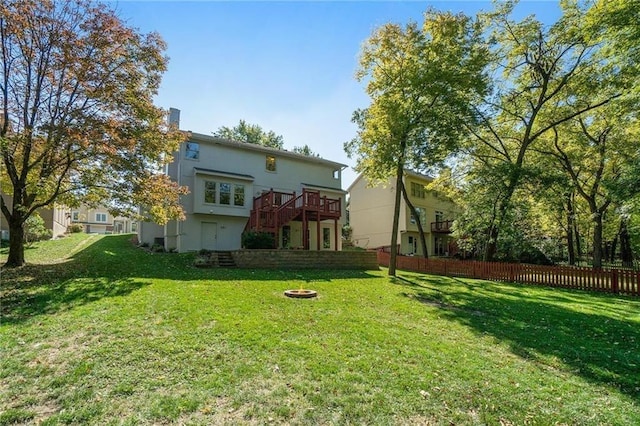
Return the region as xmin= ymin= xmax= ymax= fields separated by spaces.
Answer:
xmin=284 ymin=289 xmax=318 ymax=299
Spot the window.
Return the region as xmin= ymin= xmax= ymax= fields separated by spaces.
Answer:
xmin=409 ymin=207 xmax=427 ymax=226
xmin=323 ymin=227 xmax=331 ymax=249
xmin=435 ymin=211 xmax=444 ymax=223
xmin=204 ymin=180 xmax=246 ymax=207
xmin=410 ymin=182 xmax=426 ymax=199
xmin=204 ymin=181 xmax=216 ymax=204
xmin=96 ymin=213 xmax=107 ymax=223
xmin=72 ymin=211 xmax=79 ymax=221
xmin=266 ymin=155 xmax=276 ymax=172
xmin=219 ymin=183 xmax=231 ymax=205
xmin=185 ymin=142 xmax=199 ymax=160
xmin=234 ymin=184 xmax=245 ymax=206
xmin=333 ymin=169 xmax=340 ymax=179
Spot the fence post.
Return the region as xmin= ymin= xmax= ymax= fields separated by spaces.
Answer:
xmin=611 ymin=270 xmax=619 ymax=294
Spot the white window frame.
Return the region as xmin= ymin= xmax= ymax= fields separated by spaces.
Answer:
xmin=266 ymin=155 xmax=277 ymax=172
xmin=185 ymin=142 xmax=200 ymax=160
xmin=95 ymin=213 xmax=108 ymax=223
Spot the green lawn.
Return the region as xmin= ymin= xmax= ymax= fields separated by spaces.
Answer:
xmin=1 ymin=234 xmax=639 ymax=425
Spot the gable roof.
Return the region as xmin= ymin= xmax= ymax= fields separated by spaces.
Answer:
xmin=186 ymin=132 xmax=347 ymax=170
xmin=347 ymin=170 xmax=434 ymax=193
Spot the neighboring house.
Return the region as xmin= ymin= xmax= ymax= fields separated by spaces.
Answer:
xmin=138 ymin=110 xmax=347 ymax=252
xmin=0 ymin=194 xmax=71 ymax=239
xmin=70 ymin=205 xmax=136 ymax=234
xmin=348 ymin=170 xmax=457 ymax=256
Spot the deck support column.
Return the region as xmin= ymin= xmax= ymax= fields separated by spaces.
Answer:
xmin=316 ymin=215 xmax=321 ymax=251
xmin=334 ymin=219 xmax=338 ymax=251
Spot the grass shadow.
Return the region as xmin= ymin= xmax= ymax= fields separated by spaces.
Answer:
xmin=395 ymin=273 xmax=640 ymax=401
xmin=1 ymin=234 xmax=379 ymax=324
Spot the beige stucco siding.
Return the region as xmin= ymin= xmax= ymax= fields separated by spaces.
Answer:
xmin=348 ymin=172 xmax=458 ymax=255
xmin=348 ymin=175 xmax=398 ymax=249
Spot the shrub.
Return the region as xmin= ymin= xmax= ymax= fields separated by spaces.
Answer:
xmin=68 ymin=223 xmax=84 ymax=233
xmin=242 ymin=231 xmax=275 ymax=249
xmin=151 ymin=244 xmax=165 ymax=253
xmin=24 ymin=213 xmax=52 ymax=246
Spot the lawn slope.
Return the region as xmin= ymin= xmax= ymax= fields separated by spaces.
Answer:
xmin=1 ymin=234 xmax=639 ymax=425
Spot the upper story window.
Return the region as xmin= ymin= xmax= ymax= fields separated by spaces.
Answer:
xmin=410 ymin=182 xmax=426 ymax=199
xmin=185 ymin=142 xmax=200 ymax=160
xmin=333 ymin=169 xmax=340 ymax=179
xmin=435 ymin=211 xmax=444 ymax=223
xmin=72 ymin=211 xmax=79 ymax=221
xmin=96 ymin=213 xmax=107 ymax=223
xmin=409 ymin=207 xmax=427 ymax=226
xmin=266 ymin=155 xmax=276 ymax=172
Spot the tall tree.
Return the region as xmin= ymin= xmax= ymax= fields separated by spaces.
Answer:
xmin=292 ymin=144 xmax=320 ymax=157
xmin=462 ymin=2 xmax=624 ymax=261
xmin=213 ymin=119 xmax=284 ymax=149
xmin=0 ymin=0 xmax=187 ymax=268
xmin=345 ymin=10 xmax=489 ymax=275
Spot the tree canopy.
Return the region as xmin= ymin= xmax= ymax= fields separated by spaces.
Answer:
xmin=0 ymin=0 xmax=187 ymax=267
xmin=349 ymin=1 xmax=640 ymax=269
xmin=346 ymin=9 xmax=490 ymax=275
xmin=213 ymin=119 xmax=284 ymax=149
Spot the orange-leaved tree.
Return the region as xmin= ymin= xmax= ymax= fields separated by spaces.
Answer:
xmin=0 ymin=0 xmax=187 ymax=267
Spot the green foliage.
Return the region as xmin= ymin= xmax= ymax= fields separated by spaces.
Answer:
xmin=292 ymin=144 xmax=320 ymax=157
xmin=214 ymin=119 xmax=284 ymax=149
xmin=241 ymin=231 xmax=275 ymax=249
xmin=345 ymin=10 xmax=489 ymax=183
xmin=68 ymin=224 xmax=84 ymax=233
xmin=24 ymin=213 xmax=52 ymax=246
xmin=0 ymin=0 xmax=187 ymax=267
xmin=450 ymin=0 xmax=640 ymax=262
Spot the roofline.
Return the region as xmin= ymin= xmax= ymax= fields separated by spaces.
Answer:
xmin=302 ymin=182 xmax=348 ymax=194
xmin=347 ymin=169 xmax=434 ymax=193
xmin=186 ymin=131 xmax=348 ymax=169
xmin=193 ymin=167 xmax=255 ymax=181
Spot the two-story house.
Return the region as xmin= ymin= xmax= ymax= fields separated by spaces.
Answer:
xmin=348 ymin=170 xmax=457 ymax=256
xmin=70 ymin=205 xmax=136 ymax=234
xmin=138 ymin=113 xmax=347 ymax=252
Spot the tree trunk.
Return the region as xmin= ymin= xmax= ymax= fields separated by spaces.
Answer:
xmin=619 ymin=218 xmax=633 ymax=268
xmin=484 ymin=225 xmax=499 ymax=262
xmin=400 ymin=182 xmax=428 ymax=258
xmin=592 ymin=212 xmax=604 ymax=269
xmin=567 ymin=204 xmax=576 ymax=265
xmin=609 ymin=235 xmax=618 ymax=264
xmin=388 ymin=164 xmax=405 ymax=277
xmin=574 ymin=219 xmax=582 ymax=262
xmin=5 ymin=217 xmax=26 ymax=267
xmin=566 ymin=192 xmax=576 ymax=265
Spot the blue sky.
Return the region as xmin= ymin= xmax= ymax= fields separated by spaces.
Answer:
xmin=114 ymin=1 xmax=562 ymax=187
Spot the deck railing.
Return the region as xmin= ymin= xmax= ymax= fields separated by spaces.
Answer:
xmin=430 ymin=220 xmax=454 ymax=233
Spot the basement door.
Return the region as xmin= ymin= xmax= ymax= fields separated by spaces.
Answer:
xmin=202 ymin=222 xmax=218 ymax=251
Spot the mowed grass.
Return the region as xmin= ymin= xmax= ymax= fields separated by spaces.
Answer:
xmin=1 ymin=234 xmax=639 ymax=425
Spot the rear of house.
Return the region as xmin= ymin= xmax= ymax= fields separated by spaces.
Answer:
xmin=70 ymin=205 xmax=136 ymax=234
xmin=138 ymin=130 xmax=347 ymax=252
xmin=348 ymin=171 xmax=457 ymax=256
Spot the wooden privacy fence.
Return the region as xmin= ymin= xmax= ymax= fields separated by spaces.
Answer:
xmin=377 ymin=251 xmax=640 ymax=297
